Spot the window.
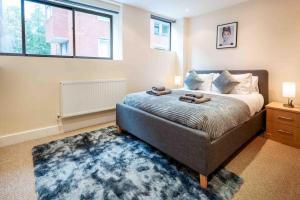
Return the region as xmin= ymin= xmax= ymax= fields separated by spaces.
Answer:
xmin=98 ymin=38 xmax=110 ymax=57
xmin=25 ymin=1 xmax=73 ymax=56
xmin=75 ymin=11 xmax=112 ymax=58
xmin=0 ymin=0 xmax=115 ymax=59
xmin=0 ymin=0 xmax=22 ymax=54
xmin=45 ymin=6 xmax=52 ymax=20
xmin=57 ymin=42 xmax=68 ymax=56
xmin=150 ymin=17 xmax=171 ymax=51
xmin=97 ymin=15 xmax=110 ymax=22
xmin=162 ymin=24 xmax=170 ymax=36
xmin=154 ymin=23 xmax=160 ymax=35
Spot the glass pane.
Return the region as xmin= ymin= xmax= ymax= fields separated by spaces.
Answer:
xmin=25 ymin=1 xmax=73 ymax=56
xmin=150 ymin=18 xmax=171 ymax=51
xmin=0 ymin=0 xmax=22 ymax=54
xmin=75 ymin=11 xmax=111 ymax=58
xmin=98 ymin=38 xmax=110 ymax=57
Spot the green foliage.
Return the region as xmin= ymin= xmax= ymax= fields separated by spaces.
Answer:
xmin=0 ymin=1 xmax=23 ymax=53
xmin=0 ymin=2 xmax=51 ymax=54
xmin=4 ymin=6 xmax=22 ymax=53
xmin=25 ymin=5 xmax=50 ymax=55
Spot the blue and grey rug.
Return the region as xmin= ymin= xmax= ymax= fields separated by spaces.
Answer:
xmin=32 ymin=126 xmax=243 ymax=200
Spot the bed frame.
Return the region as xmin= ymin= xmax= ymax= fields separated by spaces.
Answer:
xmin=116 ymin=70 xmax=268 ymax=189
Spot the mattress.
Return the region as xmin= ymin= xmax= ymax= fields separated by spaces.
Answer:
xmin=123 ymin=89 xmax=263 ymax=141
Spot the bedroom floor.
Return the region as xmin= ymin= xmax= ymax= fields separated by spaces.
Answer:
xmin=0 ymin=123 xmax=299 ymax=200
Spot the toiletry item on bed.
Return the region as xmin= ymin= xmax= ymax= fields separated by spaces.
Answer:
xmin=185 ymin=93 xmax=204 ymax=99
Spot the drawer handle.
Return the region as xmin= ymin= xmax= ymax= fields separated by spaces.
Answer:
xmin=278 ymin=116 xmax=294 ymax=122
xmin=277 ymin=129 xmax=294 ymax=136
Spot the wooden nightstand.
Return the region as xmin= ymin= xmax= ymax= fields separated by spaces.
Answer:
xmin=266 ymin=102 xmax=300 ymax=148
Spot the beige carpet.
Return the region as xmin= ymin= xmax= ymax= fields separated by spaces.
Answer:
xmin=1 ymin=123 xmax=300 ymax=200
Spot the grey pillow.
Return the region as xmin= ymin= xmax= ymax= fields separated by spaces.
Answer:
xmin=213 ymin=71 xmax=239 ymax=94
xmin=184 ymin=71 xmax=203 ymax=90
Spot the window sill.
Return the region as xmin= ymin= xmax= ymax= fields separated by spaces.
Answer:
xmin=150 ymin=48 xmax=173 ymax=52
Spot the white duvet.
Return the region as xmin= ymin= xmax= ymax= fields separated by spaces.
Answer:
xmin=180 ymin=89 xmax=264 ymax=116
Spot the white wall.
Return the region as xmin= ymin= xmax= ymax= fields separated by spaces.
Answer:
xmin=187 ymin=0 xmax=300 ymax=104
xmin=172 ymin=18 xmax=189 ymax=78
xmin=0 ymin=5 xmax=178 ymax=137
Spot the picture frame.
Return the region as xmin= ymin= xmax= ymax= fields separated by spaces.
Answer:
xmin=216 ymin=22 xmax=238 ymax=49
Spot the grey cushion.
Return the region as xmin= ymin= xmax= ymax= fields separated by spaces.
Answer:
xmin=213 ymin=71 xmax=239 ymax=94
xmin=184 ymin=71 xmax=203 ymax=90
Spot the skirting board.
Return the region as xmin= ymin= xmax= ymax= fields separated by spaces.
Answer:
xmin=0 ymin=112 xmax=116 ymax=148
xmin=0 ymin=125 xmax=62 ymax=148
xmin=61 ymin=112 xmax=116 ymax=133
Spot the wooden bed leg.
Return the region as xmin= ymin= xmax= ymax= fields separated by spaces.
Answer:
xmin=200 ymin=174 xmax=208 ymax=189
xmin=116 ymin=125 xmax=122 ymax=133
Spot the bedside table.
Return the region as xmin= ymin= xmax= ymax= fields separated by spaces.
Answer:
xmin=266 ymin=102 xmax=300 ymax=148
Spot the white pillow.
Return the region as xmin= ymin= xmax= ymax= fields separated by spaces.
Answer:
xmin=184 ymin=73 xmax=213 ymax=91
xmin=212 ymin=73 xmax=221 ymax=93
xmin=251 ymin=76 xmax=259 ymax=93
xmin=197 ymin=73 xmax=213 ymax=91
xmin=231 ymin=73 xmax=252 ymax=95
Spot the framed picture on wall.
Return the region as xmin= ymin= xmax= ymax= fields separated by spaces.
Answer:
xmin=216 ymin=22 xmax=238 ymax=49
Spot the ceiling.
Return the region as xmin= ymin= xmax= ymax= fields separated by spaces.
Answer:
xmin=114 ymin=0 xmax=249 ymax=19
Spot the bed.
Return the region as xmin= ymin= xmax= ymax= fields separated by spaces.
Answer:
xmin=116 ymin=70 xmax=268 ymax=188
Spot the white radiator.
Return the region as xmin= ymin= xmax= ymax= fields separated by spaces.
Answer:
xmin=60 ymin=79 xmax=126 ymax=118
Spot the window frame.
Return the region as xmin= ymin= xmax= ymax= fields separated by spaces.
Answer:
xmin=150 ymin=15 xmax=172 ymax=51
xmin=0 ymin=0 xmax=114 ymax=60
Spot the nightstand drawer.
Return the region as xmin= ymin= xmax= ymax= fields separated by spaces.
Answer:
xmin=267 ymin=109 xmax=300 ymax=127
xmin=267 ymin=122 xmax=300 ymax=147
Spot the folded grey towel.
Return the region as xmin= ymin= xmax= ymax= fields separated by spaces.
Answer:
xmin=152 ymin=86 xmax=166 ymax=91
xmin=185 ymin=93 xmax=204 ymax=99
xmin=179 ymin=96 xmax=211 ymax=104
xmin=179 ymin=96 xmax=195 ymax=102
xmin=194 ymin=97 xmax=211 ymax=104
xmin=147 ymin=89 xmax=171 ymax=96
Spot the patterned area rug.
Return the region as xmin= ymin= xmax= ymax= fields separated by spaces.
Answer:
xmin=32 ymin=126 xmax=243 ymax=200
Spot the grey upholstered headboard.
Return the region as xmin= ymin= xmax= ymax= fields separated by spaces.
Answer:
xmin=194 ymin=70 xmax=269 ymax=106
